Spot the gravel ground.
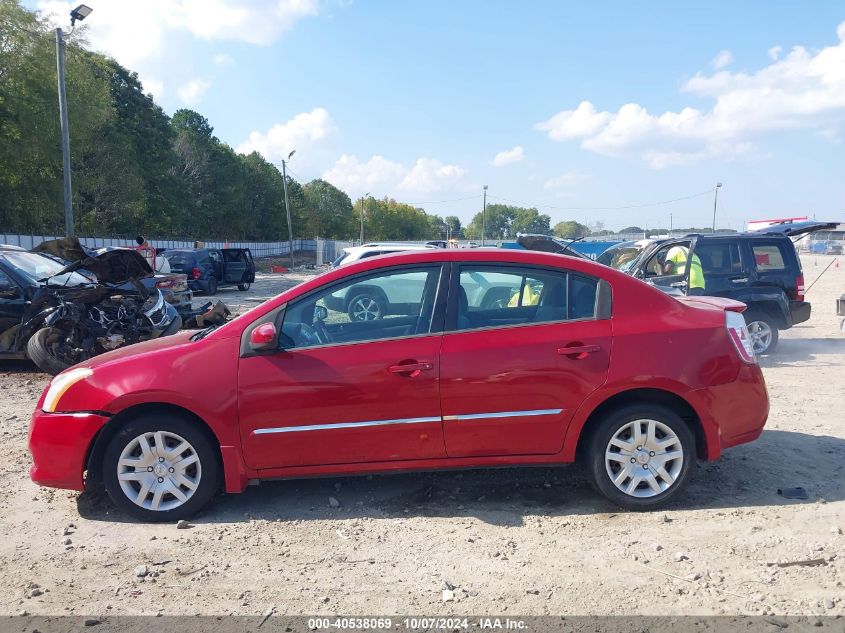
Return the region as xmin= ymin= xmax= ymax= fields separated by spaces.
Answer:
xmin=0 ymin=255 xmax=842 ymax=617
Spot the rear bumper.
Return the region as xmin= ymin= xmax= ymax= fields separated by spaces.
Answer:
xmin=688 ymin=363 xmax=769 ymax=459
xmin=29 ymin=410 xmax=109 ymax=491
xmin=789 ymin=301 xmax=811 ymax=326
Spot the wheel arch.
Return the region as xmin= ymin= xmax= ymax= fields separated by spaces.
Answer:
xmin=573 ymin=387 xmax=708 ymax=461
xmin=84 ymin=402 xmax=224 ymax=489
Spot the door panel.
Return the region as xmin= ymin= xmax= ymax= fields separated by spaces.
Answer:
xmin=440 ymin=319 xmax=611 ymax=457
xmin=238 ymin=336 xmax=444 ymax=469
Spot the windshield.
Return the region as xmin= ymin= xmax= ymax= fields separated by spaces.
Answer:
xmin=0 ymin=251 xmax=94 ymax=286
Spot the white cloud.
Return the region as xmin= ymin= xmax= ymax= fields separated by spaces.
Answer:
xmin=768 ymin=45 xmax=783 ymax=61
xmin=37 ymin=0 xmax=318 ymax=66
xmin=142 ymin=77 xmax=165 ymax=99
xmin=322 ymin=155 xmax=408 ymax=194
xmin=236 ymin=108 xmax=337 ymax=161
xmin=213 ymin=53 xmax=235 ymax=66
xmin=322 ymin=155 xmax=467 ymax=198
xmin=536 ymin=21 xmax=845 ymax=168
xmin=491 ymin=145 xmax=525 ymax=166
xmin=543 ymin=171 xmax=590 ymax=190
xmin=711 ymin=50 xmax=734 ymax=70
xmin=177 ymin=79 xmax=211 ymax=105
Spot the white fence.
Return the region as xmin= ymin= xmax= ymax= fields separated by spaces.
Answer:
xmin=0 ymin=233 xmax=354 ymax=266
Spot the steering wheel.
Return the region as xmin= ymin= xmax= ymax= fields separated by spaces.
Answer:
xmin=312 ymin=318 xmax=331 ymax=345
xmin=297 ymin=323 xmax=321 ymax=347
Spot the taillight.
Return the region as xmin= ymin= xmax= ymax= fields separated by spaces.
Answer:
xmin=726 ymin=311 xmax=756 ymax=364
xmin=192 ymin=267 xmax=201 ymax=280
xmin=795 ymin=275 xmax=805 ymax=302
xmin=155 ymin=279 xmax=175 ymax=289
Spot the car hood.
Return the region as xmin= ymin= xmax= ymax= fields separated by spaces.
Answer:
xmin=751 ymin=221 xmax=840 ymax=237
xmin=32 ymin=237 xmax=153 ymax=284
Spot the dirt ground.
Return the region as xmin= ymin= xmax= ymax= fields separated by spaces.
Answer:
xmin=0 ymin=255 xmax=842 ymax=617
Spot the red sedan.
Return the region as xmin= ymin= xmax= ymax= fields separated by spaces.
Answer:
xmin=29 ymin=248 xmax=768 ymax=521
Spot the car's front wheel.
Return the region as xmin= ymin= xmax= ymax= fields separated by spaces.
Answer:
xmin=347 ymin=293 xmax=385 ymax=321
xmin=586 ymin=404 xmax=695 ymax=510
xmin=101 ymin=414 xmax=220 ymax=521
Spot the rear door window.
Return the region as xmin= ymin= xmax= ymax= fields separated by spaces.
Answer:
xmin=453 ymin=265 xmax=599 ymax=332
xmin=696 ymin=241 xmax=743 ymax=274
xmin=751 ymin=243 xmax=788 ymax=271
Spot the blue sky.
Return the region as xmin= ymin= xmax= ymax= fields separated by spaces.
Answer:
xmin=34 ymin=1 xmax=845 ymax=230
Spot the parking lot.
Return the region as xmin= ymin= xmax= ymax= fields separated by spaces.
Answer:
xmin=0 ymin=255 xmax=842 ymax=617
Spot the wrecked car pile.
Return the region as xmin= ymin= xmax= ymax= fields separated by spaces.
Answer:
xmin=0 ymin=238 xmax=185 ymax=374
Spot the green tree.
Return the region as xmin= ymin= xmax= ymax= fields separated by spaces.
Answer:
xmin=464 ymin=204 xmax=549 ymax=240
xmin=302 ymin=179 xmax=354 ymax=238
xmin=552 ymin=220 xmax=591 ymax=239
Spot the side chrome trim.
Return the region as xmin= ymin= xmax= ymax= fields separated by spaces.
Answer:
xmin=442 ymin=408 xmax=563 ymax=421
xmin=253 ymin=415 xmax=441 ymax=435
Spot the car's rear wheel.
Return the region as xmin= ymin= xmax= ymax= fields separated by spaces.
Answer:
xmin=101 ymin=414 xmax=219 ymax=521
xmin=205 ymin=275 xmax=218 ymax=295
xmin=744 ymin=311 xmax=778 ymax=354
xmin=238 ymin=282 xmax=250 ymax=291
xmin=586 ymin=404 xmax=695 ymax=510
xmin=347 ymin=293 xmax=385 ymax=321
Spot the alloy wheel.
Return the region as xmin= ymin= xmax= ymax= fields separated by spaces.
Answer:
xmin=116 ymin=431 xmax=202 ymax=512
xmin=350 ymin=296 xmax=381 ymax=321
xmin=604 ymin=418 xmax=684 ymax=498
xmin=747 ymin=320 xmax=773 ymax=354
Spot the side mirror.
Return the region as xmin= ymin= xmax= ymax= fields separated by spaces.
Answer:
xmin=314 ymin=305 xmax=328 ymax=321
xmin=249 ymin=322 xmax=277 ymax=350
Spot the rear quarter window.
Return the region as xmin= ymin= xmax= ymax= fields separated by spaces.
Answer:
xmin=751 ymin=243 xmax=788 ymax=271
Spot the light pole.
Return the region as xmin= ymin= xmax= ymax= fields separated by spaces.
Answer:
xmin=359 ymin=192 xmax=370 ymax=245
xmin=711 ymin=182 xmax=722 ymax=232
xmin=281 ymin=149 xmax=296 ymax=267
xmin=56 ymin=4 xmax=93 ymax=236
xmin=481 ymin=185 xmax=488 ymax=246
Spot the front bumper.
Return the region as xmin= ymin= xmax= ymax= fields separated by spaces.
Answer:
xmin=29 ymin=409 xmax=109 ymax=491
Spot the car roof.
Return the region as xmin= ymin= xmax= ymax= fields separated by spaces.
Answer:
xmin=0 ymin=244 xmax=26 ymax=251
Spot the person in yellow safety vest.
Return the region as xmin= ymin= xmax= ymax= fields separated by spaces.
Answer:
xmin=664 ymin=245 xmax=705 ymax=294
xmin=508 ymin=282 xmax=540 ymax=307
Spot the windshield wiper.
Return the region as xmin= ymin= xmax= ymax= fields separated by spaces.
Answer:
xmin=191 ymin=324 xmax=218 ymax=341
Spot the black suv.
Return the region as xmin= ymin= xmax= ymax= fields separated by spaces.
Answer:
xmin=162 ymin=247 xmax=255 ymax=295
xmin=600 ymin=221 xmax=838 ymax=354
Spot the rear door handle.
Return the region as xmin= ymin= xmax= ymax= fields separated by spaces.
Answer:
xmin=388 ymin=361 xmax=434 ymax=377
xmin=557 ymin=345 xmax=600 ymax=357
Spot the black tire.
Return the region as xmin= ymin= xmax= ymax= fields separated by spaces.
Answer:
xmin=585 ymin=403 xmax=695 ymax=510
xmin=205 ymin=275 xmax=218 ymax=295
xmin=743 ymin=310 xmax=779 ymax=354
xmin=346 ymin=292 xmax=386 ymax=321
xmin=101 ymin=413 xmax=220 ymax=522
xmin=237 ymin=282 xmax=250 ymax=291
xmin=26 ymin=327 xmax=72 ymax=376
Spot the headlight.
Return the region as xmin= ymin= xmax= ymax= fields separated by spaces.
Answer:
xmin=42 ymin=367 xmax=93 ymax=413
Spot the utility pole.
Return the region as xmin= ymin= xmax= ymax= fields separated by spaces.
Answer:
xmin=670 ymin=213 xmax=673 ymax=236
xmin=281 ymin=150 xmax=295 ymax=267
xmin=56 ymin=28 xmax=73 ymax=236
xmin=359 ymin=192 xmax=369 ymax=245
xmin=55 ymin=5 xmax=93 ymax=237
xmin=481 ymin=185 xmax=488 ymax=246
xmin=711 ymin=182 xmax=722 ymax=232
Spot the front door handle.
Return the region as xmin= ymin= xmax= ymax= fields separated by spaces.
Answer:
xmin=731 ymin=278 xmax=749 ymax=283
xmin=388 ymin=361 xmax=434 ymax=377
xmin=557 ymin=344 xmax=600 ymax=358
